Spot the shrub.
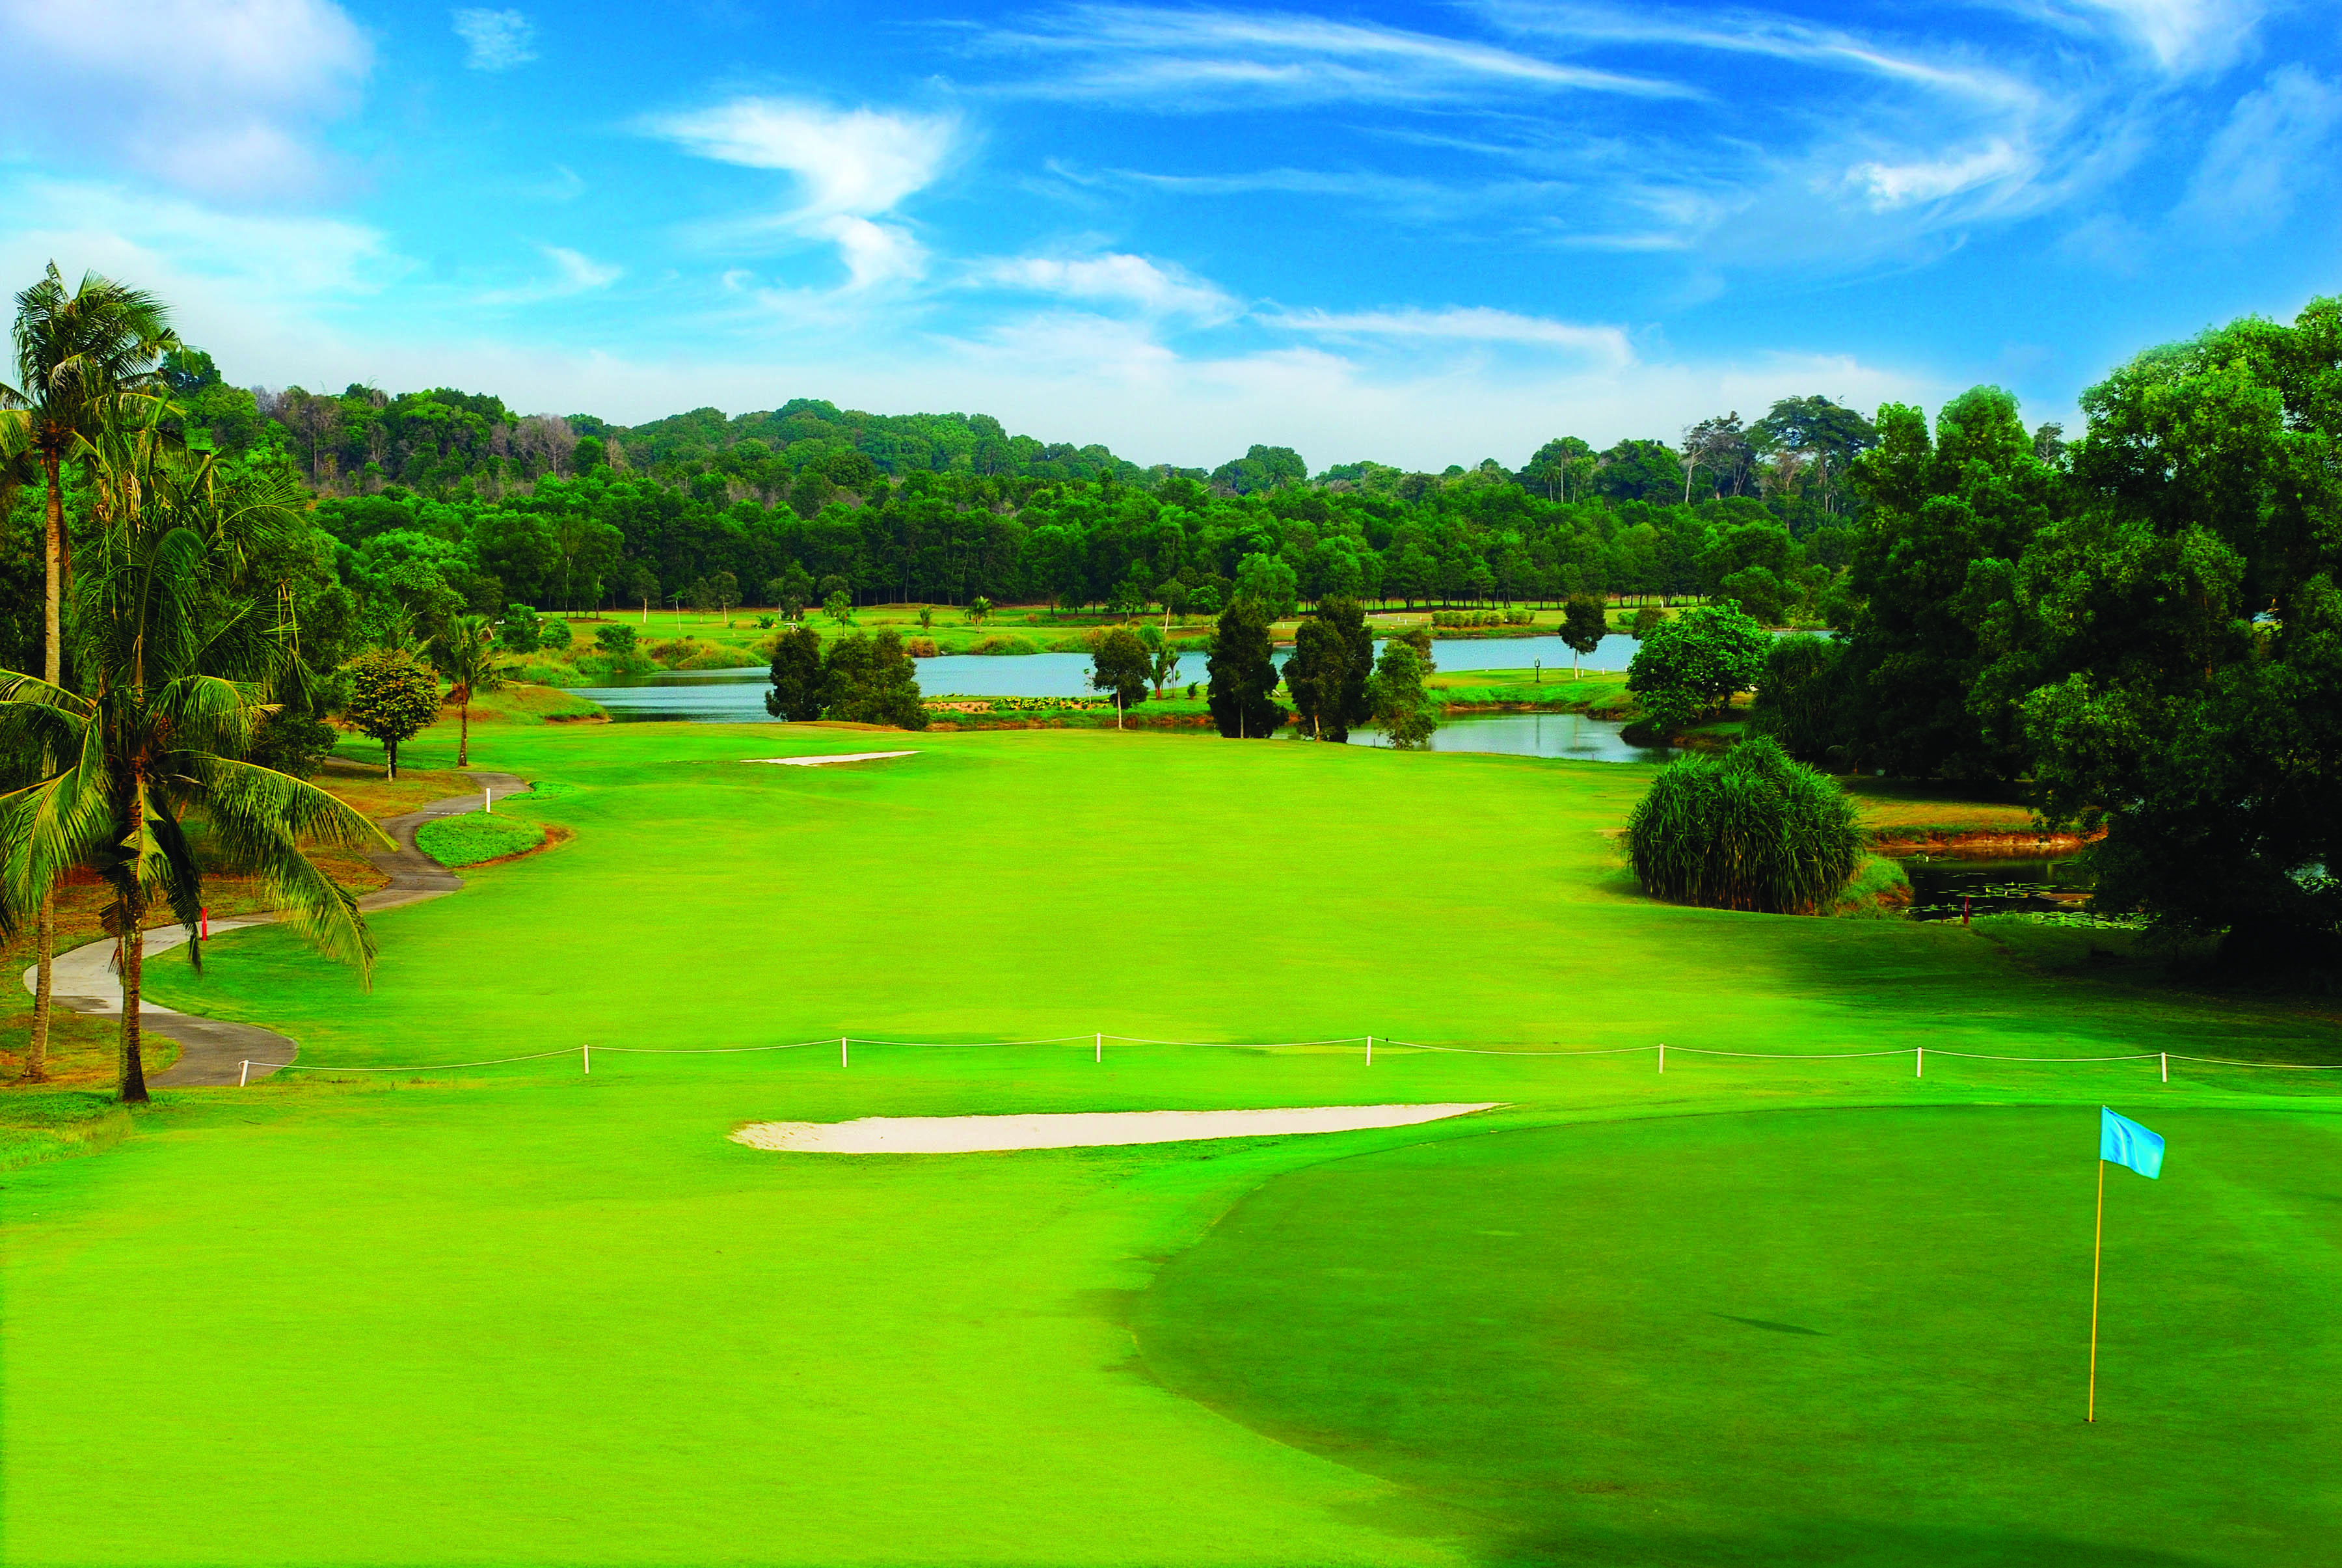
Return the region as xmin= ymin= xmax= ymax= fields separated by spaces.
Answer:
xmin=905 ymin=636 xmax=940 ymax=658
xmin=969 ymin=634 xmax=1039 ymax=656
xmin=536 ymin=617 xmax=574 ymax=652
xmin=1626 ymin=736 xmax=1866 ymax=915
xmin=594 ymin=624 xmax=638 ymax=656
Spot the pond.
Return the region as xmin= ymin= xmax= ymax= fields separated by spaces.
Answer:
xmin=1899 ymin=856 xmax=2086 ymax=921
xmin=576 ymin=666 xmax=1667 ymax=761
xmin=1337 ymin=712 xmax=1671 ymax=763
xmin=576 ymin=631 xmax=1649 ymax=722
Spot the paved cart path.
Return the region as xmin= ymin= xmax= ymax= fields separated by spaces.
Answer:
xmin=19 ymin=773 xmax=530 ymax=1087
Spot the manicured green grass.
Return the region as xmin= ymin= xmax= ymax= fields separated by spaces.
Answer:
xmin=413 ymin=809 xmax=547 ymax=867
xmin=1139 ymin=1105 xmax=2342 ymax=1566
xmin=3 ymin=718 xmax=2336 ymax=1565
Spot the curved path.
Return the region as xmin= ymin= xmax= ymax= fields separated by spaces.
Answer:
xmin=20 ymin=773 xmax=530 ymax=1087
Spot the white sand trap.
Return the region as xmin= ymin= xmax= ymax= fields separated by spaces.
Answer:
xmin=746 ymin=751 xmax=917 ymax=767
xmin=731 ymin=1102 xmax=1502 ymax=1154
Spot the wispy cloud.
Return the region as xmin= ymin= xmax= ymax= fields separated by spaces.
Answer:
xmin=973 ymin=4 xmax=1693 ymax=105
xmin=1265 ymin=306 xmax=1634 ymax=368
xmin=979 ymin=253 xmax=1237 ymax=321
xmin=477 ymin=245 xmax=623 ymax=305
xmin=0 ymin=0 xmax=372 ymax=198
xmin=645 ymin=98 xmax=959 ymax=289
xmin=2177 ymin=66 xmax=2342 ymax=230
xmin=453 ymin=8 xmax=537 ymax=72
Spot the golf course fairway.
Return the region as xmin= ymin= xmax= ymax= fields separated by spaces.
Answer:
xmin=4 ymin=720 xmax=2336 ymax=1566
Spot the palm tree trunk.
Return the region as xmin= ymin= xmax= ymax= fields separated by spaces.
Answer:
xmin=458 ymin=702 xmax=470 ymax=767
xmin=118 ymin=921 xmax=149 ymax=1105
xmin=28 ymin=457 xmax=66 ymax=1082
xmin=24 ymin=897 xmax=55 ymax=1083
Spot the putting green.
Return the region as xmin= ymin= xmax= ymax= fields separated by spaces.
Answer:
xmin=3 ymin=720 xmax=2335 ymax=1565
xmin=1138 ymin=1105 xmax=2342 ymax=1566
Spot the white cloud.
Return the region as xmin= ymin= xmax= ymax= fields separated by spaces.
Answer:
xmin=2048 ymin=0 xmax=2265 ymax=73
xmin=0 ymin=0 xmax=371 ymax=198
xmin=476 ymin=245 xmax=623 ymax=305
xmin=980 ymin=254 xmax=1236 ymax=319
xmin=1264 ymin=306 xmax=1634 ymax=368
xmin=2177 ymin=66 xmax=2342 ymax=230
xmin=1847 ymin=139 xmax=2036 ymax=210
xmin=646 ymin=98 xmax=958 ymax=291
xmin=647 ymin=99 xmax=957 ymax=217
xmin=976 ymin=4 xmax=1691 ymax=105
xmin=453 ymin=8 xmax=536 ymax=72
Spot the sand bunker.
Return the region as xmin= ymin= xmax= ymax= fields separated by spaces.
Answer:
xmin=746 ymin=751 xmax=917 ymax=767
xmin=731 ymin=1102 xmax=1501 ymax=1154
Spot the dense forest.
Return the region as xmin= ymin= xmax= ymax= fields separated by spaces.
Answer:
xmin=1 ymin=349 xmax=1917 ymax=677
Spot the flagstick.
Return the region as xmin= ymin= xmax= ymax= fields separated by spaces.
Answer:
xmin=2088 ymin=1157 xmax=2105 ymax=1424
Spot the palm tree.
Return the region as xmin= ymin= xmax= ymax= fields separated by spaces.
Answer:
xmin=433 ymin=615 xmax=502 ymax=767
xmin=0 ymin=448 xmax=390 ymax=1103
xmin=0 ymin=264 xmax=177 ymax=1084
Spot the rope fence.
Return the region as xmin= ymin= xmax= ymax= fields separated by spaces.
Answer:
xmin=234 ymin=1033 xmax=2342 ymax=1087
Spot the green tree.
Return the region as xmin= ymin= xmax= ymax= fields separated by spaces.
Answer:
xmin=819 ymin=629 xmax=928 ymax=729
xmin=1284 ymin=614 xmax=1351 ymax=739
xmin=1999 ymin=298 xmax=2342 ymax=965
xmin=1561 ymin=595 xmax=1607 ymax=677
xmin=965 ymin=595 xmax=992 ymax=626
xmin=1750 ymin=634 xmax=1850 ymax=763
xmin=708 ymin=570 xmax=741 ymax=626
xmin=767 ymin=563 xmax=813 ymax=621
xmin=1142 ymin=625 xmax=1183 ymax=699
xmin=431 ymin=614 xmax=501 ymax=768
xmin=824 ymin=589 xmax=854 ymax=625
xmin=1837 ymin=385 xmax=2059 ymax=778
xmin=1365 ymin=639 xmax=1437 ymax=749
xmin=1626 ymin=601 xmax=1770 ymax=736
xmin=0 ymin=451 xmax=392 ymax=1102
xmin=0 ymin=263 xmax=177 ymax=1083
xmin=625 ymin=561 xmax=659 ymax=623
xmin=1205 ymin=598 xmax=1287 ymax=738
xmin=499 ymin=602 xmax=542 ymax=653
xmin=1088 ymin=625 xmax=1151 ymax=710
xmin=1630 ymin=604 xmax=1665 ymax=640
xmin=344 ymin=647 xmax=441 ymax=778
xmin=1626 ymin=736 xmax=1865 ymax=915
xmin=763 ymin=624 xmax=824 ymax=721
xmin=1284 ymin=597 xmax=1371 ymax=741
xmin=1233 ymin=552 xmax=1299 ymax=621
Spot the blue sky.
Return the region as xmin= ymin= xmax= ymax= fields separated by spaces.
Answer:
xmin=0 ymin=0 xmax=2334 ymax=470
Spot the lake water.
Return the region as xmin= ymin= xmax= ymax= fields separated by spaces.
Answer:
xmin=577 ymin=657 xmax=1666 ymax=762
xmin=1900 ymin=857 xmax=2084 ymax=921
xmin=1338 ymin=711 xmax=1671 ymax=763
xmin=578 ymin=630 xmax=1645 ymax=718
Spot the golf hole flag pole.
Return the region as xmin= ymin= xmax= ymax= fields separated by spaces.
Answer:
xmin=2089 ymin=1107 xmax=2165 ymax=1423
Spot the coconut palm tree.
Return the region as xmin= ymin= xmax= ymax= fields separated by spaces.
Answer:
xmin=0 ymin=448 xmax=390 ymax=1103
xmin=0 ymin=264 xmax=177 ymax=1083
xmin=433 ymin=615 xmax=502 ymax=767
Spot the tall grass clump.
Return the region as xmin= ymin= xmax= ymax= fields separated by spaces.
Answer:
xmin=1627 ymin=735 xmax=1866 ymax=913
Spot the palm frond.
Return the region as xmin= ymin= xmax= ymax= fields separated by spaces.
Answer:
xmin=193 ymin=756 xmax=390 ymax=976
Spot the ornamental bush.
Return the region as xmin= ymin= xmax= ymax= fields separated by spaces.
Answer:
xmin=1626 ymin=736 xmax=1866 ymax=915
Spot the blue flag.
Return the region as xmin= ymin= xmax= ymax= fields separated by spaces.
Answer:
xmin=2100 ymin=1107 xmax=2164 ymax=1180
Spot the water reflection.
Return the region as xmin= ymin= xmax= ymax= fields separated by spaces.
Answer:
xmin=1339 ymin=711 xmax=1670 ymax=763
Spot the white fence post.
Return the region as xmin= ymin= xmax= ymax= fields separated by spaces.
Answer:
xmin=1365 ymin=1034 xmax=1373 ymax=1066
xmin=239 ymin=1060 xmax=250 ymax=1087
xmin=841 ymin=1036 xmax=849 ymax=1068
xmin=1095 ymin=1031 xmax=1101 ymax=1063
xmin=1916 ymin=1045 xmax=1924 ymax=1078
xmin=1658 ymin=1042 xmax=1665 ymax=1074
xmin=2161 ymin=1051 xmax=2168 ymax=1083
xmin=582 ymin=1042 xmax=591 ymax=1075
